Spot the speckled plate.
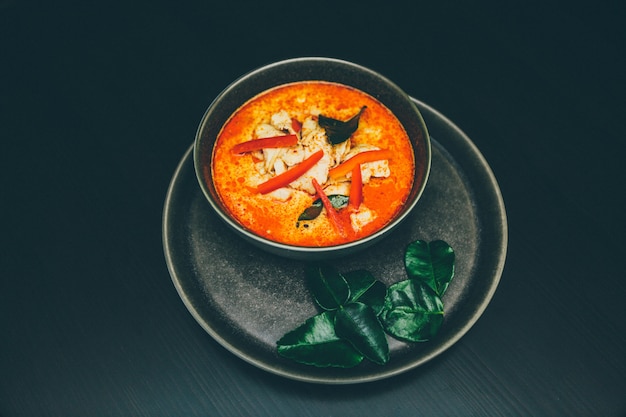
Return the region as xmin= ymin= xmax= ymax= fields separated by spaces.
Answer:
xmin=162 ymin=98 xmax=508 ymax=384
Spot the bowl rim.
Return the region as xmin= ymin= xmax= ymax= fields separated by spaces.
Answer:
xmin=193 ymin=57 xmax=431 ymax=257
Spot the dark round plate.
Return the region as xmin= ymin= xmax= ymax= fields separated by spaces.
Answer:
xmin=162 ymin=98 xmax=507 ymax=384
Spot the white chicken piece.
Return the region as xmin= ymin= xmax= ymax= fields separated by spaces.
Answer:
xmin=270 ymin=110 xmax=294 ymax=132
xmin=254 ymin=123 xmax=288 ymax=174
xmin=288 ymin=116 xmax=333 ymax=194
xmin=255 ymin=123 xmax=284 ymax=139
xmin=266 ymin=111 xmax=306 ymax=167
xmin=288 ymin=149 xmax=331 ymax=195
xmin=343 ymin=143 xmax=390 ymax=183
xmin=247 ymin=168 xmax=292 ymax=201
xmin=267 ymin=187 xmax=293 ymax=202
xmin=331 ymin=139 xmax=351 ymax=166
xmin=254 ymin=161 xmax=266 ymax=175
xmin=350 ymin=206 xmax=377 ymax=231
xmin=273 ymin=158 xmax=287 ymax=175
xmin=261 ymin=148 xmax=282 ymax=174
xmin=323 ymin=181 xmax=351 ymax=196
xmin=300 ymin=117 xmax=327 ymax=147
xmin=279 ymin=145 xmax=305 ymax=167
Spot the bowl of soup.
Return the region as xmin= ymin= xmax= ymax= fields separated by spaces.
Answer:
xmin=194 ymin=57 xmax=431 ymax=260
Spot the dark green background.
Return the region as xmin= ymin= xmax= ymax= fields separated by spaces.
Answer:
xmin=2 ymin=1 xmax=624 ymax=416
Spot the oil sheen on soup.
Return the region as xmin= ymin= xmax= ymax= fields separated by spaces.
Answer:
xmin=211 ymin=81 xmax=415 ymax=247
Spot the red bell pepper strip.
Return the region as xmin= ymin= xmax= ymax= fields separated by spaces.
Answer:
xmin=348 ymin=163 xmax=363 ymax=209
xmin=311 ymin=178 xmax=346 ymax=238
xmin=231 ymin=134 xmax=298 ymax=154
xmin=291 ymin=118 xmax=302 ymax=133
xmin=256 ymin=149 xmax=324 ymax=194
xmin=328 ymin=149 xmax=393 ymax=180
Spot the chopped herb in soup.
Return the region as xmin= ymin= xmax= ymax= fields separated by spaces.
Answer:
xmin=211 ymin=81 xmax=415 ymax=247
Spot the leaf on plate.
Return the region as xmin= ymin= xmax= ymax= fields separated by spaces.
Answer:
xmin=277 ymin=311 xmax=363 ymax=367
xmin=318 ymin=106 xmax=366 ymax=145
xmin=305 ymin=263 xmax=350 ymax=311
xmin=405 ymin=240 xmax=455 ymax=297
xmin=380 ymin=279 xmax=444 ymax=342
xmin=298 ymin=195 xmax=349 ymax=221
xmin=334 ymin=302 xmax=389 ymax=365
xmin=342 ymin=269 xmax=387 ymax=315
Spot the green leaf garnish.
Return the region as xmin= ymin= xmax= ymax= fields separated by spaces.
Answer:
xmin=306 ymin=263 xmax=350 ymax=311
xmin=318 ymin=106 xmax=367 ymax=145
xmin=343 ymin=270 xmax=386 ymax=315
xmin=298 ymin=195 xmax=349 ymax=221
xmin=379 ymin=280 xmax=444 ymax=342
xmin=335 ymin=302 xmax=389 ymax=365
xmin=405 ymin=240 xmax=455 ymax=297
xmin=277 ymin=311 xmax=364 ymax=367
xmin=276 ymin=240 xmax=456 ymax=367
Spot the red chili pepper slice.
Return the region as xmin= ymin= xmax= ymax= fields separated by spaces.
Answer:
xmin=231 ymin=134 xmax=298 ymax=154
xmin=311 ymin=178 xmax=346 ymax=238
xmin=348 ymin=163 xmax=363 ymax=209
xmin=256 ymin=149 xmax=324 ymax=194
xmin=291 ymin=118 xmax=302 ymax=133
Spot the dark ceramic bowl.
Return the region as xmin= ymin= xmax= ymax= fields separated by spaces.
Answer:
xmin=193 ymin=57 xmax=431 ymax=260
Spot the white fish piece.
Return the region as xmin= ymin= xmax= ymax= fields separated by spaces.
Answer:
xmin=273 ymin=158 xmax=287 ymax=175
xmin=252 ymin=150 xmax=266 ymax=175
xmin=279 ymin=145 xmax=305 ymax=167
xmin=301 ymin=118 xmax=333 ymax=158
xmin=287 ymin=117 xmax=333 ymax=194
xmin=331 ymin=139 xmax=351 ymax=167
xmin=343 ymin=143 xmax=390 ymax=183
xmin=270 ymin=110 xmax=293 ymax=132
xmin=254 ymin=123 xmax=289 ymax=173
xmin=262 ymin=111 xmax=305 ymax=167
xmin=288 ymin=150 xmax=331 ymax=194
xmin=262 ymin=147 xmax=283 ymax=173
xmin=350 ymin=206 xmax=377 ymax=231
xmin=254 ymin=160 xmax=266 ymax=175
xmin=323 ymin=181 xmax=351 ymax=196
xmin=248 ymin=170 xmax=292 ymax=201
xmin=255 ymin=123 xmax=284 ymax=139
xmin=267 ymin=187 xmax=293 ymax=202
xmin=300 ymin=117 xmax=328 ymax=148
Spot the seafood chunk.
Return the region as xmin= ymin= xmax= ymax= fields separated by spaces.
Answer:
xmin=300 ymin=117 xmax=329 ymax=150
xmin=270 ymin=110 xmax=293 ymax=132
xmin=253 ymin=123 xmax=285 ymax=173
xmin=261 ymin=147 xmax=283 ymax=174
xmin=267 ymin=187 xmax=293 ymax=202
xmin=323 ymin=181 xmax=351 ymax=196
xmin=288 ymin=149 xmax=331 ymax=194
xmin=343 ymin=144 xmax=390 ymax=183
xmin=286 ymin=116 xmax=333 ymax=194
xmin=331 ymin=139 xmax=351 ymax=166
xmin=279 ymin=145 xmax=305 ymax=167
xmin=350 ymin=206 xmax=377 ymax=231
xmin=255 ymin=123 xmax=284 ymax=139
xmin=273 ymin=158 xmax=287 ymax=175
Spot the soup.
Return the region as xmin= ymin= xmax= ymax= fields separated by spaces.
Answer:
xmin=210 ymin=81 xmax=415 ymax=247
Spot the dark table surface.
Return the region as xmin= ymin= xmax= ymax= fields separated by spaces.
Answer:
xmin=2 ymin=1 xmax=625 ymax=416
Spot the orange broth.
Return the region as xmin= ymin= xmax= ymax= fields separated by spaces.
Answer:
xmin=211 ymin=81 xmax=415 ymax=247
